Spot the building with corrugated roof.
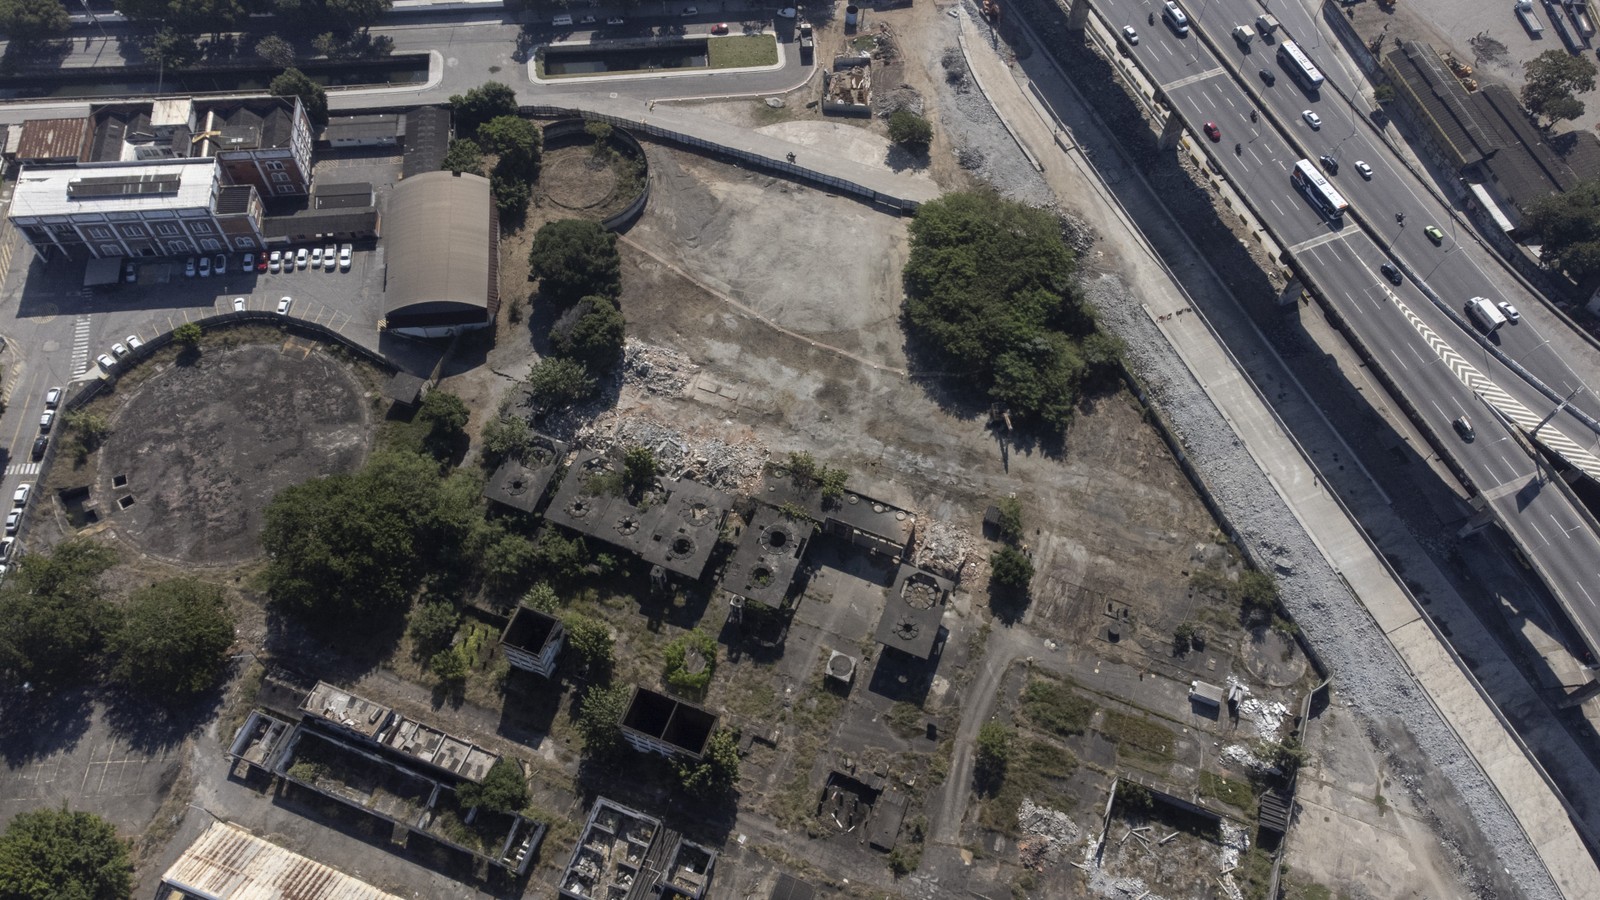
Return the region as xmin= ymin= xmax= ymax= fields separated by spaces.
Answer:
xmin=15 ymin=117 xmax=90 ymax=164
xmin=161 ymin=821 xmax=406 ymax=900
xmin=382 ymin=170 xmax=499 ymax=337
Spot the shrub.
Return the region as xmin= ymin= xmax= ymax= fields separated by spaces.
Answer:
xmin=990 ymin=546 xmax=1034 ymax=590
xmin=457 ymin=758 xmax=529 ymax=813
xmin=888 ymin=110 xmax=933 ymax=147
xmin=663 ymin=629 xmax=717 ymax=697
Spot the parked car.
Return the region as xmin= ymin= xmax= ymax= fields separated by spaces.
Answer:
xmin=184 ymin=257 xmax=197 ymax=277
xmin=710 ymin=22 xmax=728 ymax=33
xmin=6 ymin=511 xmax=20 ymax=536
xmin=1498 ymin=300 xmax=1521 ymax=323
xmin=38 ymin=411 xmax=53 ymax=433
xmin=126 ymin=334 xmax=142 ymax=350
xmin=777 ymin=6 xmax=796 ymax=16
xmin=323 ymin=245 xmax=337 ymax=271
xmin=214 ymin=253 xmax=226 ymax=274
xmin=338 ymin=245 xmax=352 ymax=271
xmin=0 ymin=537 xmax=13 ymax=561
xmin=1380 ymin=262 xmax=1402 ymax=285
xmin=257 ymin=255 xmax=269 ymax=272
xmin=681 ymin=6 xmax=698 ymax=14
xmin=1318 ymin=154 xmax=1338 ymax=175
xmin=1354 ymin=160 xmax=1373 ymax=179
xmin=269 ymin=250 xmax=282 ymax=273
xmin=1122 ymin=25 xmax=1139 ymax=44
xmin=581 ymin=14 xmax=596 ymax=24
xmin=242 ymin=252 xmax=255 ymax=272
xmin=295 ymin=248 xmax=309 ymax=269
xmin=13 ymin=484 xmax=30 ymax=507
xmin=96 ymin=353 xmax=116 ymax=371
xmin=111 ymin=342 xmax=128 ymax=358
xmin=310 ymin=247 xmax=323 ymax=268
xmin=30 ymin=437 xmax=47 ymax=461
xmin=606 ymin=16 xmax=625 ymax=24
xmin=1453 ymin=416 xmax=1475 ymax=441
xmin=198 ymin=256 xmax=212 ymax=277
xmin=1302 ymin=110 xmax=1322 ymax=129
xmin=1424 ymin=225 xmax=1445 ymax=244
xmin=277 ymin=296 xmax=293 ymax=315
xmin=124 ymin=261 xmax=137 ymax=283
xmin=234 ymin=297 xmax=247 ymax=312
xmin=44 ymin=387 xmax=60 ymax=409
xmin=1203 ymin=121 xmax=1221 ymax=141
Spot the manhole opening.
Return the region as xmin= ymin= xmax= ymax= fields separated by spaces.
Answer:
xmin=112 ymin=474 xmax=128 ymax=488
xmin=117 ymin=495 xmax=135 ymax=509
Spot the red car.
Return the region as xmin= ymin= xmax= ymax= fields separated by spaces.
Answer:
xmin=1203 ymin=121 xmax=1221 ymax=142
xmin=256 ymin=256 xmax=269 ymax=272
xmin=710 ymin=22 xmax=728 ymax=33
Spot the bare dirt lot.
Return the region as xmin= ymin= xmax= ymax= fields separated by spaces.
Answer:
xmin=94 ymin=340 xmax=374 ymax=565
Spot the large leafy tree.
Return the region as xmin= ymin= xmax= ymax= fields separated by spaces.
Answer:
xmin=0 ymin=542 xmax=119 ymax=690
xmin=528 ymin=220 xmax=621 ymax=306
xmin=524 ymin=357 xmax=597 ymax=413
xmin=441 ymin=138 xmax=484 ymax=176
xmin=478 ymin=115 xmax=543 ymax=182
xmin=108 ymin=577 xmax=235 ymax=698
xmin=674 ymin=728 xmax=740 ymax=795
xmin=576 ymin=682 xmax=631 ymax=757
xmin=0 ymin=807 xmax=132 ymax=900
xmin=550 ymin=296 xmax=626 ymax=371
xmin=1522 ymin=49 xmax=1597 ymax=125
xmin=324 ymin=0 xmax=391 ymax=31
xmin=1524 ymin=178 xmax=1600 ymax=279
xmin=456 ymin=757 xmax=529 ymax=813
xmin=118 ymin=0 xmax=245 ymax=35
xmin=902 ymin=191 xmax=1095 ymax=431
xmin=449 ymin=81 xmax=519 ymax=139
xmin=270 ymin=67 xmax=329 ymax=126
xmin=0 ymin=0 xmax=71 ymax=43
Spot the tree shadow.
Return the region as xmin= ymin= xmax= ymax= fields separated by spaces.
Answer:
xmin=885 ymin=143 xmax=929 ymax=173
xmin=0 ymin=685 xmax=94 ymax=767
xmin=987 ymin=582 xmax=1032 ymax=626
xmin=100 ymin=682 xmax=226 ymax=754
xmin=262 ymin=602 xmax=408 ymax=686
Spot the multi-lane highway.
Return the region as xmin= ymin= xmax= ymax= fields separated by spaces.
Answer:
xmin=1099 ymin=0 xmax=1600 ymax=654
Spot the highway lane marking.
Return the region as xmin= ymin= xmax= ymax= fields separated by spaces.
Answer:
xmin=1386 ymin=346 xmax=1410 ymax=371
xmin=1164 ymin=67 xmax=1227 ymax=90
xmin=1552 ymin=513 xmax=1582 ymax=537
xmin=1528 ymin=518 xmax=1552 ymax=546
xmin=1286 ymin=230 xmax=1357 ymax=254
xmin=1268 ymin=197 xmax=1285 ymax=216
xmin=1578 ymin=582 xmax=1597 ymax=606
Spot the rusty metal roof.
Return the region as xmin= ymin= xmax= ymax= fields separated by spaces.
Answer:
xmin=16 ymin=117 xmax=88 ymax=162
xmin=161 ymin=821 xmax=406 ymax=900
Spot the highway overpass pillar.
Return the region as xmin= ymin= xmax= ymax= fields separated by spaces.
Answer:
xmin=1065 ymin=0 xmax=1090 ymax=31
xmin=1157 ymin=113 xmax=1187 ymax=151
xmin=1557 ymin=679 xmax=1600 ymax=709
xmin=1457 ymin=508 xmax=1496 ymax=538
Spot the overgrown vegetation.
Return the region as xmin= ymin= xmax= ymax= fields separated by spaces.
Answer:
xmin=1522 ymin=49 xmax=1597 ymax=126
xmin=1020 ymin=675 xmax=1095 ymax=737
xmin=663 ymin=629 xmax=717 ymax=698
xmin=973 ymin=721 xmax=1015 ymax=793
xmin=888 ymin=110 xmax=933 ymax=148
xmin=0 ymin=541 xmax=119 ymax=691
xmin=0 ymin=806 xmax=132 ymax=900
xmin=1524 ymin=178 xmax=1600 ymax=281
xmin=674 ymin=727 xmax=740 ymax=795
xmin=1198 ymin=771 xmax=1254 ymax=811
xmin=108 ymin=577 xmax=235 ymax=699
xmin=1099 ymin=709 xmax=1178 ymax=764
xmin=457 ymin=758 xmax=530 ymax=813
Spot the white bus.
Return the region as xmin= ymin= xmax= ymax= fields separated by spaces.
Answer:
xmin=1465 ymin=296 xmax=1507 ymax=332
xmin=1276 ymin=40 xmax=1325 ymax=90
xmin=1290 ymin=159 xmax=1348 ymax=219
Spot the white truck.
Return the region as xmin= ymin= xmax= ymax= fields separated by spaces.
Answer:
xmin=1255 ymin=13 xmax=1281 ymax=39
xmin=1516 ymin=0 xmax=1546 ymax=36
xmin=1466 ymin=296 xmax=1507 ymax=332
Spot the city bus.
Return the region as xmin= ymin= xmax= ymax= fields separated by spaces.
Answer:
xmin=1276 ymin=40 xmax=1325 ymax=90
xmin=1291 ymin=159 xmax=1348 ymax=219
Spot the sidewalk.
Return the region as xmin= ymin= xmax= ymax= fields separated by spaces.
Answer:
xmin=958 ymin=8 xmax=1600 ymax=899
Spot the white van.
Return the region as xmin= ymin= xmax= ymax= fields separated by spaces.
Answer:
xmin=552 ymin=13 xmax=573 ymax=26
xmin=1163 ymin=1 xmax=1190 ymax=35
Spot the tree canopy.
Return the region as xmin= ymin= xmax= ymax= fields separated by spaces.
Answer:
xmin=270 ymin=67 xmax=329 ymax=126
xmin=576 ymin=682 xmax=631 ymax=757
xmin=903 ymin=191 xmax=1104 ymax=431
xmin=0 ymin=541 xmax=119 ymax=690
xmin=449 ymin=81 xmax=519 ymax=138
xmin=888 ymin=110 xmax=933 ymax=148
xmin=675 ymin=727 xmax=740 ymax=795
xmin=1522 ymin=50 xmax=1597 ymax=125
xmin=1524 ymin=178 xmax=1600 ymax=280
xmin=551 ymin=296 xmax=627 ymax=371
xmin=457 ymin=757 xmax=529 ymax=813
xmin=0 ymin=0 xmax=71 ymax=43
xmin=108 ymin=577 xmax=235 ymax=698
xmin=0 ymin=806 xmax=132 ymax=900
xmin=528 ymin=219 xmax=622 ymax=306
xmin=478 ymin=115 xmax=543 ymax=182
xmin=524 ymin=356 xmax=598 ymax=414
xmin=441 ymin=138 xmax=484 ymax=176
xmin=990 ymin=546 xmax=1034 ymax=590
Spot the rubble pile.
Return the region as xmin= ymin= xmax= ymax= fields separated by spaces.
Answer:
xmin=581 ymin=415 xmax=770 ymax=493
xmin=1220 ymin=743 xmax=1278 ymax=775
xmin=1016 ymin=798 xmax=1080 ymax=870
xmin=623 ymin=339 xmax=697 ymax=396
xmin=913 ymin=519 xmax=976 ymax=581
xmin=1237 ymin=696 xmax=1289 ymax=739
xmin=1216 ymin=822 xmax=1251 ymax=900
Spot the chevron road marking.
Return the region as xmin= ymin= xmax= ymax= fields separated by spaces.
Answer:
xmin=1389 ymin=293 xmax=1600 ymax=480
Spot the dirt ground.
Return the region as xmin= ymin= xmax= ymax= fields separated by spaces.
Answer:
xmin=91 ymin=341 xmax=374 ymax=566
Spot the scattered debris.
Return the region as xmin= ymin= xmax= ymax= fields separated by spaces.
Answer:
xmin=623 ymin=339 xmax=697 ymax=396
xmin=1237 ymin=695 xmax=1289 ymax=739
xmin=1016 ymin=798 xmax=1081 ymax=870
xmin=912 ymin=518 xmax=976 ymax=581
xmin=577 ymin=414 xmax=770 ymax=493
xmin=1220 ymin=742 xmax=1279 ymax=775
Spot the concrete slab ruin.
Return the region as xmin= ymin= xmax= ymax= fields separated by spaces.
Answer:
xmin=724 ymin=505 xmax=815 ymax=609
xmin=483 ymin=434 xmax=568 ymax=515
xmin=824 ymin=57 xmax=874 ymax=116
xmin=873 ymin=564 xmax=951 ymax=661
xmin=300 ymin=680 xmax=500 ymax=781
xmin=760 ymin=468 xmax=916 ymax=562
xmin=560 ymin=797 xmax=718 ymax=900
xmin=620 ymin=686 xmax=719 ymax=760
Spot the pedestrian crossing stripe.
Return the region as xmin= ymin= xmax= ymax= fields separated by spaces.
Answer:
xmin=1390 ymin=293 xmax=1600 ymax=480
xmin=70 ymin=315 xmax=91 ymax=376
xmin=4 ymin=462 xmax=39 ymax=476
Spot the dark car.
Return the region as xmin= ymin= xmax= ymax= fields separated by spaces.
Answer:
xmin=30 ymin=437 xmax=47 ymax=461
xmin=1259 ymin=68 xmax=1276 ymax=86
xmin=1319 ymin=154 xmax=1338 ymax=175
xmin=1453 ymin=416 xmax=1475 ymax=441
xmin=1380 ymin=262 xmax=1402 ymax=285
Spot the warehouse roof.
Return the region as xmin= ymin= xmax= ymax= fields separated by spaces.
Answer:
xmin=162 ymin=821 xmax=405 ymax=900
xmin=383 ymin=170 xmax=498 ymax=328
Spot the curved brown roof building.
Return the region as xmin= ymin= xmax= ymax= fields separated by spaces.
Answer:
xmin=383 ymin=170 xmax=499 ymax=337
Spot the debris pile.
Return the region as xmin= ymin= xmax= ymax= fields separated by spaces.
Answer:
xmin=1216 ymin=822 xmax=1250 ymax=900
xmin=580 ymin=415 xmax=770 ymax=493
xmin=913 ymin=519 xmax=976 ymax=581
xmin=623 ymin=339 xmax=697 ymax=396
xmin=1220 ymin=742 xmax=1278 ymax=775
xmin=1016 ymin=798 xmax=1080 ymax=869
xmin=1237 ymin=695 xmax=1288 ymax=739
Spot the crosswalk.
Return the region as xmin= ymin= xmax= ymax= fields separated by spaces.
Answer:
xmin=4 ymin=462 xmax=40 ymax=477
xmin=1390 ymin=293 xmax=1600 ymax=480
xmin=70 ymin=315 xmax=91 ymax=376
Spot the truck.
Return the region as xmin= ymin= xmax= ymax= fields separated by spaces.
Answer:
xmin=1466 ymin=296 xmax=1507 ymax=332
xmin=799 ymin=21 xmax=814 ymax=63
xmin=1232 ymin=24 xmax=1254 ymax=46
xmin=1255 ymin=13 xmax=1280 ymax=40
xmin=1516 ymin=0 xmax=1546 ymax=36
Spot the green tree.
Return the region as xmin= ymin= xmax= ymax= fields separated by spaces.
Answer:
xmin=479 ymin=526 xmax=538 ymax=596
xmin=409 ymin=598 xmax=460 ymax=656
xmin=492 ymin=175 xmax=532 ymax=220
xmin=430 ymin=645 xmax=470 ymax=681
xmin=674 ymin=727 xmax=740 ymax=795
xmin=63 ymin=410 xmax=111 ymax=452
xmin=107 ymin=577 xmax=234 ymax=698
xmin=576 ymin=682 xmax=631 ymax=756
xmin=552 ymin=297 xmax=627 ymax=371
xmin=533 ymin=528 xmax=588 ymax=581
xmin=449 ymin=81 xmax=519 ymax=138
xmin=254 ymin=34 xmax=297 ymax=67
xmin=1525 ymin=178 xmax=1600 ymax=280
xmin=139 ymin=27 xmax=199 ymax=69
xmin=903 ymin=191 xmax=1091 ymax=431
xmin=995 ymin=496 xmax=1023 ymax=544
xmin=621 ymin=445 xmax=658 ymax=496
xmin=528 ymin=219 xmax=622 ymax=306
xmin=172 ymin=321 xmax=203 ymax=348
xmin=478 ymin=114 xmax=543 ymax=183
xmin=0 ymin=542 xmax=119 ymax=690
xmin=1523 ymin=50 xmax=1597 ymax=125
xmin=325 ymin=0 xmax=392 ymax=31
xmin=523 ymin=582 xmax=560 ymax=612
xmin=663 ymin=629 xmax=717 ymax=697
xmin=524 ymin=357 xmax=597 ymax=413
xmin=457 ymin=757 xmax=529 ymax=812
xmin=0 ymin=806 xmax=132 ymax=900
xmin=418 ymin=390 xmax=470 ymax=460
xmin=585 ymin=119 xmax=613 ymax=154
xmin=973 ymin=722 xmax=1013 ymax=791
xmin=270 ymin=67 xmax=329 ymax=126
xmin=441 ymin=138 xmax=484 ymax=176
xmin=561 ymin=611 xmax=613 ymax=676
xmin=1237 ymin=569 xmax=1278 ymax=616
xmin=480 ymin=414 xmax=535 ymax=466
xmin=990 ymin=546 xmax=1034 ymax=591
xmin=887 ymin=110 xmax=933 ymax=148
xmin=0 ymin=0 xmax=70 ymax=43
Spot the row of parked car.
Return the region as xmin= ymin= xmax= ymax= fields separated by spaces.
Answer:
xmin=269 ymin=245 xmax=352 ymax=274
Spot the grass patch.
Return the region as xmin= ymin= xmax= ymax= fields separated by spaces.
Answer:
xmin=1021 ymin=674 xmax=1095 ymax=737
xmin=887 ymin=702 xmax=927 ymax=740
xmin=1236 ymin=846 xmax=1276 ymax=900
xmin=1198 ymin=771 xmax=1254 ymax=811
xmin=978 ymin=739 xmax=1078 ymax=834
xmin=1280 ymin=875 xmax=1336 ymax=900
xmin=1099 ymin=709 xmax=1177 ymax=764
xmin=708 ymin=34 xmax=778 ymax=68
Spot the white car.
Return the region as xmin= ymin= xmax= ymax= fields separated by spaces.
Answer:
xmin=1354 ymin=160 xmax=1373 ymax=179
xmin=1498 ymin=300 xmax=1521 ymax=323
xmin=126 ymin=334 xmax=142 ymax=350
xmin=44 ymin=387 xmax=61 ymax=409
xmin=606 ymin=16 xmax=625 ymax=24
xmin=5 ymin=511 xmax=19 ymax=536
xmin=38 ymin=411 xmax=54 ymax=433
xmin=269 ymin=250 xmax=282 ymax=273
xmin=1302 ymin=110 xmax=1322 ymax=129
xmin=295 ymin=248 xmax=309 ymax=269
xmin=777 ymin=6 xmax=796 ymax=16
xmin=310 ymin=247 xmax=323 ymax=268
xmin=233 ymin=297 xmax=247 ymax=312
xmin=96 ymin=353 xmax=116 ymax=371
xmin=13 ymin=484 xmax=30 ymax=507
xmin=338 ymin=245 xmax=352 ymax=271
xmin=198 ymin=255 xmax=212 ymax=277
xmin=1122 ymin=25 xmax=1139 ymax=44
xmin=184 ymin=257 xmax=197 ymax=277
xmin=277 ymin=296 xmax=293 ymax=315
xmin=323 ymin=245 xmax=337 ymax=271
xmin=111 ymin=342 xmax=128 ymax=358
xmin=242 ymin=252 xmax=255 ymax=272
xmin=125 ymin=261 xmax=137 ymax=283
